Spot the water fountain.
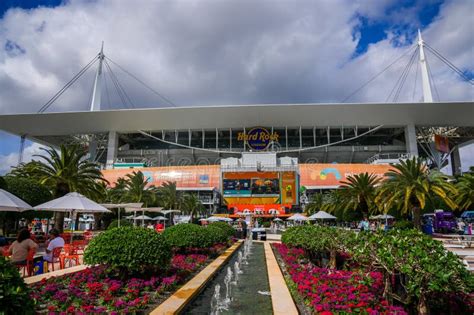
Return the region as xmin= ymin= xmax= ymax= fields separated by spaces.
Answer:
xmin=184 ymin=236 xmax=272 ymax=314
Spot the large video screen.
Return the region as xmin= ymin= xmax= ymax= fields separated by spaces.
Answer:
xmin=223 ymin=179 xmax=251 ymax=196
xmin=250 ymin=178 xmax=280 ymax=195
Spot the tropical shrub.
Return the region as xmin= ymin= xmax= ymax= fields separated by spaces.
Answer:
xmin=84 ymin=227 xmax=171 ymax=276
xmin=204 ymin=225 xmax=229 ymax=244
xmin=163 ymin=224 xmax=213 ymax=250
xmin=392 ymin=219 xmax=414 ymax=230
xmin=0 ymin=256 xmax=35 ymax=314
xmin=208 ymin=222 xmax=235 ymax=238
xmin=107 ymin=219 xmax=133 ymax=229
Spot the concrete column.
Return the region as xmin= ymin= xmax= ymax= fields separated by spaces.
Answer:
xmin=405 ymin=124 xmax=419 ymax=156
xmin=106 ymin=131 xmax=118 ymax=169
xmin=451 ymin=146 xmax=462 ymax=175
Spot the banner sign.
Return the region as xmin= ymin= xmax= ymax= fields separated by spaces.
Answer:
xmin=237 ymin=127 xmax=279 ymax=151
xmin=434 ymin=134 xmax=449 ymax=153
xmin=102 ymin=165 xmax=220 ymax=189
xmin=299 ymin=164 xmax=393 ymax=187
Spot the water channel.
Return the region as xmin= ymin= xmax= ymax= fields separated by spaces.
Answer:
xmin=183 ymin=239 xmax=272 ymax=314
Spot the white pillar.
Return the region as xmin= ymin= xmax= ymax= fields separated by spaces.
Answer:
xmin=405 ymin=124 xmax=418 ymax=156
xmin=106 ymin=131 xmax=118 ymax=169
xmin=418 ymin=30 xmax=433 ymax=103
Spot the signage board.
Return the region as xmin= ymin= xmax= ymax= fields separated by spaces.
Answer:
xmin=237 ymin=127 xmax=279 ymax=151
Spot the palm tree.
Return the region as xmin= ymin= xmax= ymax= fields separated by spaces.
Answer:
xmin=456 ymin=172 xmax=474 ymax=210
xmin=181 ymin=193 xmax=205 ymax=223
xmin=305 ymin=193 xmax=323 ymax=215
xmin=11 ymin=144 xmax=107 ymax=232
xmin=158 ymin=181 xmax=180 ymax=210
xmin=376 ymin=157 xmax=457 ymax=229
xmin=120 ymin=171 xmax=156 ymax=206
xmin=338 ymin=173 xmax=382 ymax=218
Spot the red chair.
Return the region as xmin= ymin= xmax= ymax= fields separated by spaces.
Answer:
xmin=17 ymin=248 xmax=36 ymax=277
xmin=1 ymin=245 xmax=10 ymax=257
xmin=59 ymin=244 xmax=80 ymax=268
xmin=47 ymin=247 xmax=63 ymax=271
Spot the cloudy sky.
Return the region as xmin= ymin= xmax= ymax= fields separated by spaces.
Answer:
xmin=0 ymin=0 xmax=473 ymax=173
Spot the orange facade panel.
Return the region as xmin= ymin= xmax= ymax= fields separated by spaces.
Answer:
xmin=299 ymin=163 xmax=393 ymax=187
xmin=102 ymin=165 xmax=220 ymax=189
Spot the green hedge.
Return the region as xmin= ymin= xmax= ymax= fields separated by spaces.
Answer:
xmin=0 ymin=256 xmax=35 ymax=314
xmin=107 ymin=219 xmax=133 ymax=229
xmin=208 ymin=222 xmax=235 ymax=238
xmin=84 ymin=227 xmax=171 ymax=275
xmin=163 ymin=223 xmax=233 ymax=250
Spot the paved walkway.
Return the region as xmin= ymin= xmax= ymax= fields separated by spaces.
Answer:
xmin=264 ymin=242 xmax=298 ymax=315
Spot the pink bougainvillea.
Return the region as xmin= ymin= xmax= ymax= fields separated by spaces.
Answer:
xmin=273 ymin=243 xmax=407 ymax=315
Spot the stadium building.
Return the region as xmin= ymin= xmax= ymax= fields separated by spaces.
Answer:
xmin=0 ymin=33 xmax=473 ymax=215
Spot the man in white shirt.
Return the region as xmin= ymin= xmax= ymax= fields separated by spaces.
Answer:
xmin=43 ymin=229 xmax=65 ymax=262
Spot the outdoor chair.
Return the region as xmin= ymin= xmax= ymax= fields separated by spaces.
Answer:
xmin=47 ymin=247 xmax=64 ymax=271
xmin=59 ymin=244 xmax=80 ymax=268
xmin=16 ymin=248 xmax=36 ymax=277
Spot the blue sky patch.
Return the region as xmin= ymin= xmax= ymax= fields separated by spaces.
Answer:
xmin=5 ymin=39 xmax=26 ymax=57
xmin=0 ymin=0 xmax=63 ymax=18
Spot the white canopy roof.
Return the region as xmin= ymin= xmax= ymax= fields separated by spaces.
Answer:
xmin=153 ymin=216 xmax=168 ymax=221
xmin=308 ymin=211 xmax=337 ymax=220
xmin=134 ymin=215 xmax=153 ymax=220
xmin=34 ymin=192 xmax=111 ymax=213
xmin=287 ymin=213 xmax=309 ymax=221
xmin=0 ymin=189 xmax=32 ymax=212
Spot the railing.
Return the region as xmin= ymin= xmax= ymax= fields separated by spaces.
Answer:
xmin=366 ymin=153 xmax=413 ymax=164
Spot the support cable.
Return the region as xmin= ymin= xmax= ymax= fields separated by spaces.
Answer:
xmin=393 ymin=47 xmax=419 ymax=102
xmin=424 ymin=44 xmax=474 ymax=85
xmin=37 ymin=54 xmax=99 ymax=113
xmin=340 ymin=45 xmax=417 ymax=102
xmin=412 ymin=54 xmax=420 ymax=100
xmin=103 ymin=64 xmax=112 ymax=109
xmin=385 ymin=47 xmax=418 ymax=102
xmin=103 ymin=59 xmax=130 ymax=109
xmin=104 ymin=59 xmax=135 ymax=109
xmin=105 ymin=56 xmax=177 ymax=107
xmin=426 ymin=54 xmax=441 ymax=102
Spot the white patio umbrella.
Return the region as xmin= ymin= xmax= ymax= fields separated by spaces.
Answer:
xmin=308 ymin=211 xmax=337 ymax=220
xmin=134 ymin=215 xmax=152 ymax=221
xmin=377 ymin=214 xmax=394 ymax=219
xmin=205 ymin=216 xmax=222 ymax=222
xmin=34 ymin=192 xmax=111 ymax=242
xmin=158 ymin=210 xmax=181 ymax=226
xmin=220 ymin=217 xmax=233 ymax=222
xmin=0 ymin=188 xmax=32 ymax=212
xmin=273 ymin=218 xmax=283 ymax=222
xmin=287 ymin=213 xmax=308 ymax=221
xmin=101 ymin=203 xmax=142 ymax=228
xmin=153 ymin=216 xmax=168 ymax=221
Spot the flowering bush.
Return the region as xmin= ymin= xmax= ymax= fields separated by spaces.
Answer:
xmin=84 ymin=227 xmax=171 ymax=276
xmin=0 ymin=256 xmax=35 ymax=314
xmin=31 ymin=252 xmax=212 ymax=313
xmin=274 ymin=243 xmax=407 ymax=314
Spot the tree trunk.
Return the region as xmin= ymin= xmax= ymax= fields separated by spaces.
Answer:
xmin=329 ymin=250 xmax=337 ymax=269
xmin=413 ymin=206 xmax=421 ymax=230
xmin=54 ymin=212 xmax=65 ymax=233
xmin=382 ymin=272 xmax=393 ymax=304
xmin=417 ymin=294 xmax=429 ymax=315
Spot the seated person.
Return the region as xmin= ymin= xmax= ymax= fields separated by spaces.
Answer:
xmin=43 ymin=229 xmax=65 ymax=262
xmin=3 ymin=228 xmax=38 ymax=265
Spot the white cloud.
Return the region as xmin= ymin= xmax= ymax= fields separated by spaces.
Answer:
xmin=0 ymin=0 xmax=470 ymax=115
xmin=0 ymin=142 xmax=47 ymax=175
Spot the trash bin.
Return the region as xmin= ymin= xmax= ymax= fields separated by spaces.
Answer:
xmin=260 ymin=231 xmax=267 ymax=241
xmin=252 ymin=231 xmax=258 ymax=240
xmin=33 ymin=260 xmax=46 ymax=275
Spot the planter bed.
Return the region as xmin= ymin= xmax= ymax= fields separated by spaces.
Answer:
xmin=272 ymin=243 xmax=407 ymax=315
xmin=30 ymin=243 xmax=229 ymax=314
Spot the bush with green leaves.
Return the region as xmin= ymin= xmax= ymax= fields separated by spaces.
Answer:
xmin=107 ymin=219 xmax=133 ymax=229
xmin=208 ymin=222 xmax=235 ymax=238
xmin=282 ymin=226 xmax=474 ymax=313
xmin=163 ymin=223 xmax=213 ymax=249
xmin=205 ymin=225 xmax=230 ymax=244
xmin=392 ymin=219 xmax=414 ymax=230
xmin=84 ymin=227 xmax=171 ymax=276
xmin=0 ymin=256 xmax=35 ymax=314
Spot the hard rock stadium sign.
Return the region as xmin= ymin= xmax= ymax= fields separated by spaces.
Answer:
xmin=237 ymin=127 xmax=279 ymax=151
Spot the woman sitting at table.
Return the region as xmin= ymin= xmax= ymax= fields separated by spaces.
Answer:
xmin=2 ymin=228 xmax=38 ymax=265
xmin=43 ymin=229 xmax=64 ymax=262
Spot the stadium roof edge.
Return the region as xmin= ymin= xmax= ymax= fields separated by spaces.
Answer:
xmin=0 ymin=101 xmax=472 ymax=137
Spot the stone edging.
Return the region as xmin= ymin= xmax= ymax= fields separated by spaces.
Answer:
xmin=24 ymin=264 xmax=89 ymax=285
xmin=264 ymin=242 xmax=299 ymax=315
xmin=150 ymin=241 xmax=243 ymax=315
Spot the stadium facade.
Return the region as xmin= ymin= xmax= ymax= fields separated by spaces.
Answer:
xmin=0 ymin=101 xmax=473 ymax=215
